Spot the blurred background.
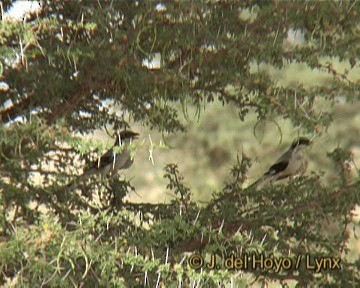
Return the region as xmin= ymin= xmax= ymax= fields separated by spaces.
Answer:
xmin=6 ymin=0 xmax=359 ymax=205
xmin=86 ymin=61 xmax=360 ymax=264
xmin=84 ymin=61 xmax=360 ymax=204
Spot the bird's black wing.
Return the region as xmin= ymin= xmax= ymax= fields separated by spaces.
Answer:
xmin=88 ymin=149 xmax=114 ymax=170
xmin=265 ymin=161 xmax=288 ymax=176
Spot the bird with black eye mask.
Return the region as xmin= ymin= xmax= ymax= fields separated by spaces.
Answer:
xmin=68 ymin=130 xmax=139 ymax=188
xmin=88 ymin=130 xmax=139 ymax=178
xmin=254 ymin=137 xmax=312 ymax=191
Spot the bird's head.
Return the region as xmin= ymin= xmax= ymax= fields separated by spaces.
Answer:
xmin=115 ymin=130 xmax=140 ymax=145
xmin=290 ymin=137 xmax=312 ymax=151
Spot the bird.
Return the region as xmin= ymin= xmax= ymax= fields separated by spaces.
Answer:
xmin=68 ymin=130 xmax=139 ymax=188
xmin=254 ymin=137 xmax=311 ymax=191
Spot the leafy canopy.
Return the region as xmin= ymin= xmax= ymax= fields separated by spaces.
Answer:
xmin=0 ymin=1 xmax=359 ymax=287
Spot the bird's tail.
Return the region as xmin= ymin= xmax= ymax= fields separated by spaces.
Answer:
xmin=248 ymin=175 xmax=271 ymax=191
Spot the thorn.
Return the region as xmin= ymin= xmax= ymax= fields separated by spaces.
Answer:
xmin=250 ymin=236 xmax=254 ymax=245
xmin=178 ymin=276 xmax=182 ymax=288
xmin=148 ymin=134 xmax=155 ymax=165
xmin=218 ymin=219 xmax=225 ymax=234
xmin=235 ymin=225 xmax=243 ymax=234
xmin=193 ymin=209 xmax=201 ymax=226
xmin=144 ymin=270 xmax=148 ymax=287
xmin=112 ymin=151 xmax=116 ymax=169
xmin=179 ymin=255 xmax=186 ymax=265
xmin=151 ymin=247 xmax=155 ymax=261
xmin=155 ymin=273 xmax=161 ymax=288
xmin=274 ymin=242 xmax=279 ymax=252
xmin=260 ymin=234 xmax=267 ymax=246
xmin=165 ymin=247 xmax=169 ymax=264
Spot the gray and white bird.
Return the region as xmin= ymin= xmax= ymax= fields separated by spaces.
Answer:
xmin=254 ymin=137 xmax=311 ymax=191
xmin=68 ymin=130 xmax=139 ymax=188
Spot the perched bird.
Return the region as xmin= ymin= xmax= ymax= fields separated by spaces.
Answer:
xmin=68 ymin=130 xmax=139 ymax=188
xmin=254 ymin=137 xmax=311 ymax=191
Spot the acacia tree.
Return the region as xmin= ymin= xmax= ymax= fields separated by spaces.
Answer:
xmin=0 ymin=1 xmax=359 ymax=287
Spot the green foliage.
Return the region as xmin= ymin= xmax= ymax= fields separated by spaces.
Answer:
xmin=0 ymin=0 xmax=359 ymax=287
